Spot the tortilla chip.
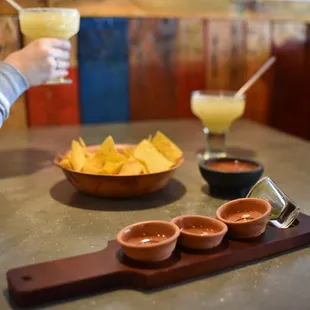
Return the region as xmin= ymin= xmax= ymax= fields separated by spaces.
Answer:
xmin=85 ymin=152 xmax=94 ymax=159
xmin=152 ymin=131 xmax=183 ymax=163
xmin=95 ymin=136 xmax=126 ymax=162
xmin=98 ymin=136 xmax=117 ymax=156
xmin=65 ymin=150 xmax=72 ymax=161
xmin=123 ymin=147 xmax=135 ymax=158
xmin=102 ymin=161 xmax=124 ymax=174
xmin=134 ymin=139 xmax=174 ymax=173
xmin=71 ymin=140 xmax=86 ymax=172
xmin=82 ymin=162 xmax=103 ymax=174
xmin=82 ymin=155 xmax=105 ymax=174
xmin=78 ymin=137 xmax=86 ymax=148
xmin=119 ymin=157 xmax=145 ymax=175
xmin=63 ymin=131 xmax=182 ymax=175
xmin=60 ymin=157 xmax=72 ymax=170
xmin=105 ymin=153 xmax=127 ymax=163
xmin=139 ymin=161 xmax=148 ymax=174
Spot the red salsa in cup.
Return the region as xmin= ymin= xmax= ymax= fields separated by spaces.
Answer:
xmin=207 ymin=160 xmax=258 ymax=173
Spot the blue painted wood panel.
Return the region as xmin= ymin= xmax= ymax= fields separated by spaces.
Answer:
xmin=78 ymin=18 xmax=129 ymax=124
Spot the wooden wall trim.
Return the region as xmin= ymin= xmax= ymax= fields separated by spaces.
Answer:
xmin=2 ymin=0 xmax=310 ymax=22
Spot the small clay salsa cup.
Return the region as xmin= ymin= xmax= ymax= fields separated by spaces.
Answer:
xmin=171 ymin=215 xmax=228 ymax=250
xmin=199 ymin=157 xmax=264 ymax=199
xmin=216 ymin=198 xmax=272 ymax=239
xmin=117 ymin=220 xmax=180 ymax=262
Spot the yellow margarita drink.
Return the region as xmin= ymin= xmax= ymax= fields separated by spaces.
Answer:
xmin=19 ymin=8 xmax=80 ymax=83
xmin=191 ymin=91 xmax=245 ymax=133
xmin=191 ymin=91 xmax=245 ymax=158
xmin=20 ymin=8 xmax=80 ymax=39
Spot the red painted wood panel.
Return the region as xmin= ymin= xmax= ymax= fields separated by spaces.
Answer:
xmin=26 ymin=36 xmax=80 ymax=127
xmin=27 ymin=68 xmax=80 ymax=126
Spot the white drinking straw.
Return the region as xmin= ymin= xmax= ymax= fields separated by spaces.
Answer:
xmin=235 ymin=56 xmax=276 ymax=98
xmin=5 ymin=0 xmax=23 ymax=11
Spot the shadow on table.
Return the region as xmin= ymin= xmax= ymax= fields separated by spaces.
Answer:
xmin=50 ymin=178 xmax=186 ymax=211
xmin=201 ymin=184 xmax=244 ymax=201
xmin=0 ymin=148 xmax=54 ymax=178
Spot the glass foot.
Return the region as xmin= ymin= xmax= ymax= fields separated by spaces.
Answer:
xmin=197 ymin=150 xmax=227 ymax=161
xmin=45 ymin=78 xmax=72 ymax=85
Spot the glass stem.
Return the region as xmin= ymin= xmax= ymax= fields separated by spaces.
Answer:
xmin=203 ymin=127 xmax=226 ymax=157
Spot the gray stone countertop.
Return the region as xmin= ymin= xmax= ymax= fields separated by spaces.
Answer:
xmin=0 ymin=119 xmax=310 ymax=310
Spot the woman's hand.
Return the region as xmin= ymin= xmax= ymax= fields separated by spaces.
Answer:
xmin=4 ymin=38 xmax=71 ymax=86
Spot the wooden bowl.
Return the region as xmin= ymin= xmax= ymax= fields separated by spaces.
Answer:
xmin=117 ymin=220 xmax=180 ymax=262
xmin=54 ymin=144 xmax=184 ymax=198
xmin=171 ymin=215 xmax=228 ymax=250
xmin=199 ymin=157 xmax=264 ymax=199
xmin=216 ymin=198 xmax=272 ymax=239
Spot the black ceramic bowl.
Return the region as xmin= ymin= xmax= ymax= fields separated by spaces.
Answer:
xmin=199 ymin=157 xmax=264 ymax=199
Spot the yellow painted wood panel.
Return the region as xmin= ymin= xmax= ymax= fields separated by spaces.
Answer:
xmin=178 ymin=19 xmax=204 ymax=63
xmin=247 ymin=0 xmax=310 ymax=21
xmin=0 ymin=0 xmax=47 ymax=15
xmin=0 ymin=17 xmax=28 ymax=130
xmin=1 ymin=0 xmax=310 ymax=21
xmin=244 ymin=21 xmax=272 ymax=124
xmin=48 ymin=0 xmax=230 ymax=17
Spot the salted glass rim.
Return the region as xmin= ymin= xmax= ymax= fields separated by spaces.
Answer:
xmin=19 ymin=7 xmax=79 ymax=14
xmin=192 ymin=90 xmax=245 ymax=100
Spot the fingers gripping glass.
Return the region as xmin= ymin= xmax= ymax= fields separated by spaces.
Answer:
xmin=19 ymin=8 xmax=80 ymax=85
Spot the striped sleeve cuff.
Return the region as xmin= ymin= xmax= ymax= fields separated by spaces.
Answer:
xmin=0 ymin=61 xmax=29 ymax=120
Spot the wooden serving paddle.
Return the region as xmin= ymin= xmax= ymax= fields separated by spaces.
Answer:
xmin=7 ymin=213 xmax=310 ymax=308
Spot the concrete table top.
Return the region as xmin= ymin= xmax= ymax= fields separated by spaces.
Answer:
xmin=0 ymin=119 xmax=310 ymax=310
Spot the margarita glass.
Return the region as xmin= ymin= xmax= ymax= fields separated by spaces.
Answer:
xmin=191 ymin=90 xmax=245 ymax=159
xmin=19 ymin=7 xmax=80 ymax=84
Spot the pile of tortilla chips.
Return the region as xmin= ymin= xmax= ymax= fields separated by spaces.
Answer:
xmin=59 ymin=131 xmax=183 ymax=175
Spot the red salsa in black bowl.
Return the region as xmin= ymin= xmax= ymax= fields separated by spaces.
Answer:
xmin=199 ymin=157 xmax=264 ymax=199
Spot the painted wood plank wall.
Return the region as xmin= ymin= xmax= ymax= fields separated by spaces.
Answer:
xmin=0 ymin=17 xmax=28 ymax=130
xmin=1 ymin=15 xmax=310 ymax=140
xmin=2 ymin=0 xmax=310 ymax=22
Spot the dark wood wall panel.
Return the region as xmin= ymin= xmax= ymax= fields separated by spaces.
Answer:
xmin=176 ymin=19 xmax=205 ymax=118
xmin=129 ymin=19 xmax=178 ymax=120
xmin=244 ymin=21 xmax=272 ymax=124
xmin=270 ymin=23 xmax=310 ymax=138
